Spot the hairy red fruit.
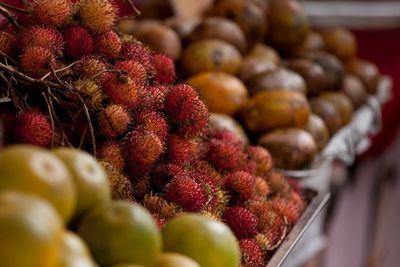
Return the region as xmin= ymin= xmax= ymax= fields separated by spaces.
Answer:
xmin=0 ymin=31 xmax=17 ymax=56
xmin=97 ymin=31 xmax=121 ymax=59
xmin=101 ymin=161 xmax=134 ymax=202
xmin=152 ymin=213 xmax=167 ymax=229
xmin=64 ymin=26 xmax=94 ymax=60
xmin=150 ymin=164 xmax=189 ymax=193
xmin=97 ymin=140 xmax=125 ymax=171
xmin=212 ymin=128 xmax=244 ymax=150
xmin=246 ymin=199 xmax=283 ymax=232
xmin=143 ymin=195 xmax=181 ymax=220
xmin=207 ymin=139 xmax=242 ymax=172
xmin=131 ymin=177 xmax=151 ymax=201
xmin=20 ymin=46 xmax=55 ymax=78
xmin=191 ymin=160 xmax=224 ymax=187
xmin=288 ymin=179 xmax=302 ymax=194
xmin=102 ymin=73 xmax=141 ymax=108
xmin=246 ymin=146 xmax=273 ymax=176
xmin=14 ymin=110 xmax=52 ymax=147
xmin=267 ymin=172 xmax=291 ymax=197
xmin=120 ymin=42 xmax=153 ymax=74
xmin=97 ymin=104 xmax=131 ymax=138
xmin=77 ymin=0 xmax=117 ymax=33
xmin=222 ymin=206 xmax=258 ymax=239
xmin=114 ymin=60 xmax=147 ymax=85
xmin=166 ymin=135 xmax=200 ymax=165
xmin=75 ymin=56 xmax=107 ymax=79
xmin=164 ymin=176 xmax=206 ymax=212
xmin=75 ymin=80 xmax=103 ymax=109
xmin=32 ymin=0 xmax=73 ymax=26
xmin=19 ymin=26 xmax=63 ymax=54
xmin=271 ymin=197 xmax=302 ymax=226
xmin=224 ymin=171 xmax=256 ymax=202
xmin=132 ymin=111 xmax=168 ymax=141
xmin=151 ymin=53 xmax=176 ymax=84
xmin=140 ymin=85 xmax=169 ymax=111
xmin=255 ymin=176 xmax=270 ymax=198
xmin=239 ymin=239 xmax=265 ymax=267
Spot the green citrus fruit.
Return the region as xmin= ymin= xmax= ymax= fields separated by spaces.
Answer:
xmin=0 ymin=191 xmax=63 ymax=267
xmin=154 ymin=253 xmax=200 ymax=267
xmin=162 ymin=214 xmax=240 ymax=267
xmin=0 ymin=145 xmax=76 ymax=223
xmin=78 ymin=201 xmax=161 ymax=266
xmin=58 ymin=231 xmax=98 ymax=267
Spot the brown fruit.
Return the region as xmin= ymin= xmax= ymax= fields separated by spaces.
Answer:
xmin=207 ymin=0 xmax=267 ymax=44
xmin=247 ymin=68 xmax=307 ymax=96
xmin=118 ymin=19 xmax=137 ymax=35
xmin=186 ymin=72 xmax=248 ymax=115
xmin=320 ymin=92 xmax=354 ymax=125
xmin=188 ymin=17 xmax=247 ymax=53
xmin=238 ymin=57 xmax=277 ymax=82
xmin=310 ymin=97 xmax=343 ymax=135
xmin=209 ymin=113 xmax=249 ymax=146
xmin=258 ymin=128 xmax=317 ymax=170
xmin=247 ymin=43 xmax=281 ymax=65
xmin=267 ymin=0 xmax=310 ymax=51
xmin=164 ymin=17 xmax=200 ymax=40
xmin=346 ymin=58 xmax=380 ymax=94
xmin=306 ymin=52 xmax=344 ymax=91
xmin=342 ymin=75 xmax=368 ymax=109
xmin=305 ymin=114 xmax=330 ymax=151
xmin=292 ymin=31 xmax=325 ymax=56
xmin=321 ymin=27 xmax=357 ymax=61
xmin=180 ymin=39 xmax=242 ymax=76
xmin=135 ymin=0 xmax=173 ymax=20
xmin=241 ymin=90 xmax=310 ymax=134
xmin=133 ymin=22 xmax=182 ymax=61
xmin=286 ymin=59 xmax=327 ymax=95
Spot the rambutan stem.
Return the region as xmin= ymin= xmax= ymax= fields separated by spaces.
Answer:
xmin=42 ymin=91 xmax=55 ymax=148
xmin=0 ymin=50 xmax=18 ymax=66
xmin=0 ymin=5 xmax=22 ymax=29
xmin=77 ymin=95 xmax=97 ymax=156
xmin=0 ymin=2 xmax=31 ymax=13
xmin=124 ymin=0 xmax=141 ymax=17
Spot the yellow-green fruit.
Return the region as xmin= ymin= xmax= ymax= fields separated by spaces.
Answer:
xmin=162 ymin=214 xmax=240 ymax=267
xmin=78 ymin=201 xmax=161 ymax=267
xmin=0 ymin=145 xmax=76 ymax=223
xmin=154 ymin=253 xmax=200 ymax=267
xmin=58 ymin=231 xmax=98 ymax=267
xmin=0 ymin=191 xmax=63 ymax=267
xmin=53 ymin=148 xmax=111 ymax=222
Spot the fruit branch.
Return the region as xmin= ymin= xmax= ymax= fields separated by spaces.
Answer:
xmin=0 ymin=5 xmax=22 ymax=29
xmin=0 ymin=2 xmax=31 ymax=14
xmin=0 ymin=50 xmax=18 ymax=66
xmin=124 ymin=0 xmax=141 ymax=17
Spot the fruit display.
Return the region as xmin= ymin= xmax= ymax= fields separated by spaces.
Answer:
xmin=124 ymin=0 xmax=382 ymax=170
xmin=0 ymin=1 xmax=308 ymax=266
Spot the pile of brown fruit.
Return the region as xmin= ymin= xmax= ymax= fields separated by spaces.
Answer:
xmin=126 ymin=0 xmax=382 ymax=170
xmin=0 ymin=0 xmax=305 ymax=266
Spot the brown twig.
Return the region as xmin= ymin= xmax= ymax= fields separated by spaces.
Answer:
xmin=0 ymin=2 xmax=31 ymax=13
xmin=0 ymin=5 xmax=22 ymax=29
xmin=124 ymin=0 xmax=141 ymax=17
xmin=42 ymin=91 xmax=55 ymax=148
xmin=0 ymin=50 xmax=18 ymax=66
xmin=76 ymin=94 xmax=96 ymax=156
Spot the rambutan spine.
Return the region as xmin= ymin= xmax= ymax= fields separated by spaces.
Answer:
xmin=14 ymin=110 xmax=52 ymax=148
xmin=224 ymin=171 xmax=256 ymax=203
xmin=19 ymin=26 xmax=64 ymax=54
xmin=151 ymin=53 xmax=176 ymax=84
xmin=132 ymin=111 xmax=168 ymax=141
xmin=97 ymin=31 xmax=122 ymax=59
xmin=32 ymin=0 xmax=73 ymax=27
xmin=114 ymin=60 xmax=147 ymax=85
xmin=97 ymin=140 xmax=125 ymax=171
xmin=100 ymin=161 xmax=134 ymax=202
xmin=120 ymin=41 xmax=154 ymax=74
xmin=222 ymin=206 xmax=258 ymax=239
xmin=77 ymin=0 xmax=117 ymax=33
xmin=64 ymin=26 xmax=95 ymax=60
xmin=0 ymin=31 xmax=17 ymax=56
xmin=239 ymin=239 xmax=266 ymax=267
xmin=97 ymin=104 xmax=131 ymax=138
xmin=19 ymin=46 xmax=55 ymax=78
xmin=102 ymin=73 xmax=141 ymax=108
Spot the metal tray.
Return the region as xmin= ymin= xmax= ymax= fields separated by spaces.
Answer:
xmin=267 ymin=189 xmax=331 ymax=267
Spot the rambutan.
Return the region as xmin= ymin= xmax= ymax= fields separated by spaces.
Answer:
xmin=191 ymin=171 xmax=225 ymax=213
xmin=100 ymin=161 xmax=134 ymax=201
xmin=207 ymin=139 xmax=242 ymax=172
xmin=114 ymin=60 xmax=147 ymax=85
xmin=152 ymin=213 xmax=167 ymax=229
xmin=75 ymin=56 xmax=107 ymax=79
xmin=14 ymin=110 xmax=52 ymax=147
xmin=200 ymin=210 xmax=222 ymax=221
xmin=20 ymin=46 xmax=55 ymax=78
xmin=164 ymin=175 xmax=206 ymax=212
xmin=19 ymin=26 xmax=63 ymax=54
xmin=75 ymin=80 xmax=103 ymax=109
xmin=97 ymin=140 xmax=125 ymax=171
xmin=255 ymin=176 xmax=270 ymax=198
xmin=64 ymin=26 xmax=94 ymax=60
xmin=131 ymin=177 xmax=150 ymax=201
xmin=267 ymin=172 xmax=291 ymax=197
xmin=150 ymin=164 xmax=189 ymax=193
xmin=246 ymin=146 xmax=274 ymax=176
xmin=102 ymin=73 xmax=141 ymax=108
xmin=124 ymin=129 xmax=164 ymax=177
xmin=143 ymin=195 xmax=181 ymax=220
xmin=97 ymin=104 xmax=131 ymax=138
xmin=271 ymin=197 xmax=302 ymax=226
xmin=132 ymin=111 xmax=168 ymax=141
xmin=97 ymin=31 xmax=122 ymax=59
xmin=151 ymin=53 xmax=176 ymax=84
xmin=224 ymin=171 xmax=256 ymax=202
xmin=32 ymin=0 xmax=73 ymax=27
xmin=0 ymin=31 xmax=16 ymax=56
xmin=288 ymin=179 xmax=302 ymax=195
xmin=239 ymin=239 xmax=265 ymax=267
xmin=77 ymin=0 xmax=117 ymax=33
xmin=255 ymin=216 xmax=288 ymax=251
xmin=191 ymin=160 xmax=224 ymax=187
xmin=120 ymin=41 xmax=153 ymax=74
xmin=246 ymin=199 xmax=283 ymax=232
xmin=222 ymin=206 xmax=258 ymax=239
xmin=166 ymin=135 xmax=201 ymax=165
xmin=212 ymin=128 xmax=244 ymax=150
xmin=139 ymin=85 xmax=168 ymax=111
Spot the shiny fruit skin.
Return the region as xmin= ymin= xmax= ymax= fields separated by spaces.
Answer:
xmin=187 ymin=71 xmax=248 ymax=115
xmin=241 ymin=90 xmax=310 ymax=134
xmin=180 ymin=39 xmax=242 ymax=76
xmin=162 ymin=214 xmax=240 ymax=267
xmin=238 ymin=57 xmax=277 ymax=82
xmin=58 ymin=231 xmax=98 ymax=267
xmin=307 ymin=52 xmax=344 ymax=91
xmin=320 ymin=92 xmax=354 ymax=125
xmin=346 ymin=58 xmax=380 ymax=94
xmin=209 ymin=113 xmax=249 ymax=146
xmin=78 ymin=201 xmax=161 ymax=267
xmin=321 ymin=27 xmax=357 ymax=61
xmin=154 ymin=253 xmax=200 ymax=267
xmin=292 ymin=31 xmax=325 ymax=56
xmin=305 ymin=114 xmax=330 ymax=151
xmin=247 ymin=43 xmax=281 ymax=65
xmin=0 ymin=191 xmax=63 ymax=267
xmin=53 ymin=148 xmax=111 ymax=224
xmin=0 ymin=145 xmax=76 ymax=223
xmin=310 ymin=97 xmax=343 ymax=135
xmin=342 ymin=75 xmax=368 ymax=109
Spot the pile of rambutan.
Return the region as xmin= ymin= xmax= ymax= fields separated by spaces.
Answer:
xmin=0 ymin=1 xmax=306 ymax=265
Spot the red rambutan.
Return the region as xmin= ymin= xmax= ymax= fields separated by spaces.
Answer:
xmin=255 ymin=176 xmax=270 ymax=198
xmin=239 ymin=239 xmax=266 ymax=267
xmin=164 ymin=176 xmax=206 ymax=212
xmin=212 ymin=128 xmax=244 ymax=150
xmin=222 ymin=206 xmax=258 ymax=239
xmin=166 ymin=135 xmax=201 ymax=165
xmin=75 ymin=56 xmax=107 ymax=79
xmin=191 ymin=160 xmax=224 ymax=187
xmin=267 ymin=172 xmax=291 ymax=197
xmin=246 ymin=146 xmax=274 ymax=176
xmin=271 ymin=197 xmax=302 ymax=226
xmin=100 ymin=161 xmax=134 ymax=202
xmin=102 ymin=73 xmax=141 ymax=108
xmin=224 ymin=171 xmax=256 ymax=202
xmin=114 ymin=60 xmax=147 ymax=85
xmin=131 ymin=177 xmax=151 ymax=201
xmin=139 ymin=85 xmax=169 ymax=111
xmin=20 ymin=46 xmax=55 ymax=78
xmin=14 ymin=110 xmax=52 ymax=147
xmin=151 ymin=53 xmax=176 ymax=84
xmin=77 ymin=0 xmax=117 ymax=33
xmin=19 ymin=26 xmax=63 ymax=55
xmin=132 ymin=111 xmax=168 ymax=141
xmin=75 ymin=79 xmax=103 ymax=109
xmin=32 ymin=0 xmax=73 ymax=27
xmin=246 ymin=199 xmax=284 ymax=233
xmin=64 ymin=26 xmax=94 ymax=60
xmin=97 ymin=140 xmax=125 ymax=171
xmin=97 ymin=104 xmax=131 ymax=138
xmin=152 ymin=213 xmax=167 ymax=229
xmin=288 ymin=179 xmax=302 ymax=195
xmin=0 ymin=31 xmax=16 ymax=56
xmin=143 ymin=195 xmax=181 ymax=220
xmin=120 ymin=41 xmax=153 ymax=74
xmin=150 ymin=164 xmax=189 ymax=193
xmin=97 ymin=31 xmax=122 ymax=59
xmin=124 ymin=129 xmax=164 ymax=177
xmin=207 ymin=139 xmax=242 ymax=172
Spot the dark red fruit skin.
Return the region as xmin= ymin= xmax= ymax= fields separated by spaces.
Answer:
xmin=152 ymin=53 xmax=176 ymax=84
xmin=150 ymin=164 xmax=189 ymax=193
xmin=239 ymin=239 xmax=266 ymax=267
xmin=14 ymin=110 xmax=52 ymax=147
xmin=224 ymin=171 xmax=256 ymax=202
xmin=222 ymin=206 xmax=258 ymax=239
xmin=64 ymin=26 xmax=94 ymax=60
xmin=120 ymin=42 xmax=153 ymax=74
xmin=206 ymin=139 xmax=242 ymax=172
